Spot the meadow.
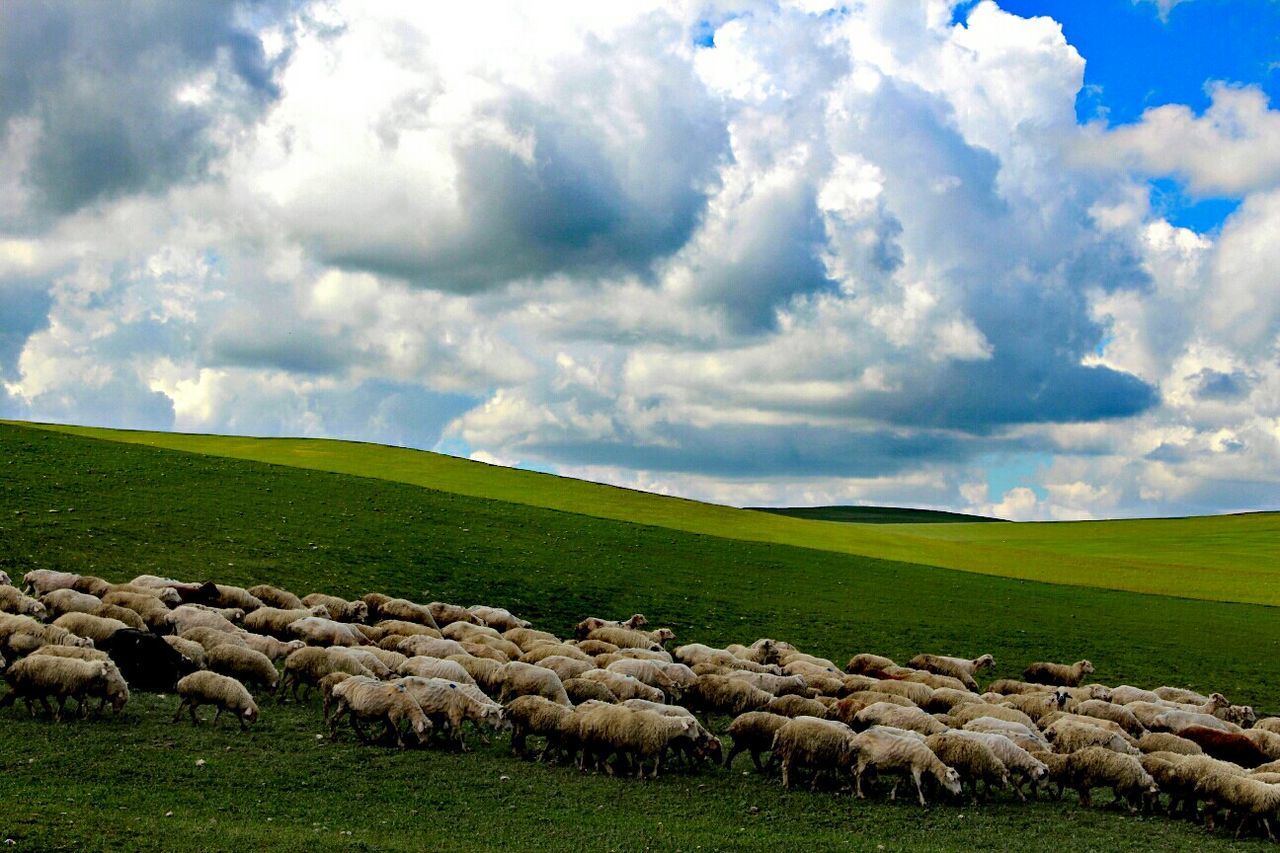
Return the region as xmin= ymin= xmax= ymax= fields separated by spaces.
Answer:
xmin=0 ymin=421 xmax=1277 ymax=851
xmin=14 ymin=421 xmax=1278 ymax=606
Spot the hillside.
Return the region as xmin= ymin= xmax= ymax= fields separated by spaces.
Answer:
xmin=752 ymin=505 xmax=999 ymax=524
xmin=8 ymin=420 xmax=1278 ymax=606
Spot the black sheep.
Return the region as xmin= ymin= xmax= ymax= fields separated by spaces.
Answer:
xmin=99 ymin=629 xmax=198 ymax=691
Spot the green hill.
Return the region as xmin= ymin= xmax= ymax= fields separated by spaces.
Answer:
xmin=9 ymin=420 xmax=1278 ymax=605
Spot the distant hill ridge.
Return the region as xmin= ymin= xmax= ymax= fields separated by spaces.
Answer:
xmin=751 ymin=505 xmax=1000 ymax=524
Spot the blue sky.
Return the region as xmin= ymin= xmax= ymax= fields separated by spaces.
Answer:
xmin=0 ymin=1 xmax=1277 ymax=520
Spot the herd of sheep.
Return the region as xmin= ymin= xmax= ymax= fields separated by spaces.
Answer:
xmin=3 ymin=568 xmax=1280 ymax=841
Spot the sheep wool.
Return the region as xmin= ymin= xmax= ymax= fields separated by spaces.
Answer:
xmin=1022 ymin=660 xmax=1094 ymax=687
xmin=207 ymin=644 xmax=280 ymax=690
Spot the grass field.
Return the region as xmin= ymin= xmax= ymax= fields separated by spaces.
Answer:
xmin=750 ymin=506 xmax=999 ymax=524
xmin=10 ymin=421 xmax=1279 ymax=606
xmin=1 ymin=422 xmax=1278 ymax=850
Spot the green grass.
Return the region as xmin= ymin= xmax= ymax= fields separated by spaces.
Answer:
xmin=9 ymin=420 xmax=1279 ymax=606
xmin=1 ymin=422 xmax=1278 ymax=850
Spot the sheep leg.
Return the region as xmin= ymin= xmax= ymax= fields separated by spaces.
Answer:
xmin=750 ymin=749 xmax=764 ymax=771
xmin=1077 ymin=787 xmax=1091 ymax=808
xmin=782 ymin=758 xmax=793 ymax=790
xmin=913 ymin=770 xmax=927 ymax=807
xmin=189 ymin=701 xmax=201 ymax=726
xmin=651 ymin=752 xmax=662 ymax=780
xmin=1234 ymin=815 xmax=1248 ymax=839
xmin=853 ymin=762 xmax=865 ymax=798
xmin=1262 ymin=816 xmax=1275 ymax=843
xmin=724 ymin=744 xmax=744 ymax=769
xmin=51 ymin=696 xmax=65 ymax=722
xmin=212 ymin=707 xmax=224 ymax=728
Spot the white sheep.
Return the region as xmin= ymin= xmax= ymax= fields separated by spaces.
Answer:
xmin=0 ymin=586 xmax=47 ymax=619
xmin=174 ymin=670 xmax=259 ymax=730
xmin=853 ymin=726 xmax=963 ymax=805
xmin=0 ymin=655 xmax=129 ymax=720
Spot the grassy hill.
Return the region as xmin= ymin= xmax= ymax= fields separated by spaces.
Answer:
xmin=9 ymin=420 xmax=1278 ymax=606
xmin=0 ymin=421 xmax=1277 ymax=851
xmin=752 ymin=505 xmax=999 ymax=524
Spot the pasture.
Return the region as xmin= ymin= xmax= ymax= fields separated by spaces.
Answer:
xmin=0 ymin=421 xmax=1277 ymax=851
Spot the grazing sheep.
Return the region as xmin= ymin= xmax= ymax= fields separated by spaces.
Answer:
xmin=949 ymin=703 xmax=1036 ymax=730
xmin=1125 ymin=693 xmax=1229 ymax=728
xmin=573 ymin=702 xmax=695 ymax=778
xmin=1001 ymin=689 xmax=1073 ymax=722
xmin=279 ymin=647 xmax=374 ymax=702
xmin=206 ymin=644 xmax=279 ymax=691
xmin=605 ymin=659 xmax=679 ymax=698
xmin=1039 ymin=712 xmax=1138 ymax=747
xmin=327 ymin=677 xmax=430 ymax=747
xmin=536 ymin=655 xmax=595 ymax=683
xmin=1243 ymin=729 xmax=1280 ymax=761
xmin=1253 ymin=718 xmax=1280 ymax=735
xmin=1137 ymin=731 xmax=1203 ymax=756
xmin=578 ymin=669 xmax=664 ymax=703
xmin=590 ymin=627 xmax=666 ymax=651
xmin=289 ymin=616 xmax=368 ymax=647
xmin=908 ymin=654 xmax=993 ymax=691
xmin=564 ymin=677 xmax=618 ymax=705
xmin=1022 ymin=660 xmax=1094 ymax=687
xmin=855 ymin=702 xmax=947 ymax=736
xmin=1153 ymin=686 xmax=1210 ymax=704
xmin=369 ymin=597 xmax=439 ymax=629
xmin=1044 ymin=718 xmax=1138 ymax=755
xmin=239 ymin=634 xmax=304 ymax=662
xmin=1076 ymin=699 xmax=1146 ymax=737
xmin=502 ymin=628 xmax=560 ymax=652
xmin=574 ymin=640 xmax=619 ymax=656
xmin=129 ymin=575 xmax=211 ymax=601
xmin=0 ymin=655 xmax=129 ymax=719
xmin=987 ymin=678 xmax=1051 ymax=696
xmin=769 ymin=716 xmax=860 ymax=789
xmin=962 ymin=717 xmax=1051 ymax=752
xmin=467 ymin=605 xmax=530 ymax=632
xmin=1219 ymin=703 xmax=1257 ymax=728
xmin=506 ymin=694 xmax=577 ymax=760
xmin=459 ymin=640 xmax=512 ymax=663
xmin=100 ymin=591 xmax=174 ymax=633
xmin=1199 ymin=773 xmax=1280 ymax=841
xmin=22 ymin=570 xmax=80 ymax=597
xmin=870 ymin=679 xmax=933 ymax=707
xmin=208 ymin=585 xmax=264 ymax=612
xmin=168 ymin=605 xmax=242 ymax=636
xmin=950 ymin=730 xmax=1049 ymax=801
xmin=394 ymin=636 xmax=465 ymax=659
xmin=1 ymin=617 xmax=94 ymax=658
xmin=399 ymin=656 xmax=476 ymax=684
xmin=499 ymin=661 xmax=571 ymax=706
xmin=51 ymin=612 xmax=130 ymax=645
xmin=521 ymin=643 xmax=592 ymax=665
xmin=301 ymin=594 xmax=368 ymax=624
xmin=1064 ymin=746 xmax=1159 ymax=811
xmin=766 ymin=694 xmax=830 ymax=719
xmin=853 ymin=726 xmax=964 ymax=805
xmin=319 ymin=672 xmax=355 ymax=723
xmin=725 ymin=712 xmax=790 ymax=771
xmin=719 ymin=669 xmax=807 ymax=698
xmin=163 ymin=635 xmax=207 ymax=669
xmin=725 ymin=639 xmax=789 ymax=666
xmin=375 ymin=620 xmax=442 ymax=640
xmin=181 ymin=626 xmax=248 ymax=654
xmin=925 ymin=732 xmax=1009 ymax=802
xmin=616 ymin=699 xmax=721 ymax=766
xmin=247 ymin=584 xmax=305 ymax=610
xmin=444 ymin=655 xmax=504 ymax=695
xmin=1150 ymin=708 xmax=1239 ymax=735
xmin=831 ymin=692 xmax=915 ymax=725
xmin=91 ymin=604 xmax=146 ymax=631
xmin=1109 ymin=685 xmax=1162 ymax=705
xmin=687 ymin=675 xmax=774 ymax=717
xmin=99 ymin=628 xmax=199 ymax=691
xmin=0 ymin=586 xmax=47 ymax=619
xmin=1176 ymin=725 xmax=1271 ymax=767
xmin=425 ymin=602 xmax=478 ymax=628
xmin=397 ymin=676 xmax=507 ymax=750
xmin=574 ymin=614 xmax=647 ymax=639
xmin=40 ymin=589 xmax=103 ymax=618
xmin=922 ymin=687 xmax=983 ymax=714
xmin=67 ymin=575 xmax=110 ymax=597
xmin=441 ymin=621 xmax=501 ymax=642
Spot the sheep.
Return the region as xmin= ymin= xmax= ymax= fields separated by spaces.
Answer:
xmin=1219 ymin=703 xmax=1257 ymax=728
xmin=896 ymin=670 xmax=971 ymax=692
xmin=578 ymin=696 xmax=701 ymax=778
xmin=521 ymin=643 xmax=592 ymax=665
xmin=590 ymin=627 xmax=666 ymax=651
xmin=1255 ymin=718 xmax=1280 ymax=735
xmin=327 ymin=677 xmax=430 ymax=747
xmin=129 ymin=575 xmax=211 ymax=601
xmin=279 ymin=647 xmax=374 ymax=702
xmin=1064 ymin=684 xmax=1113 ymax=703
xmin=205 ymin=584 xmax=264 ymax=613
xmin=1199 ymin=774 xmax=1280 ymax=841
xmin=441 ymin=621 xmax=501 ymax=642
xmin=1108 ymin=685 xmax=1161 ymax=705
xmin=574 ymin=614 xmax=647 ymax=639
xmin=676 ymin=643 xmax=775 ymax=673
xmin=950 ymin=730 xmax=1049 ymax=801
xmin=206 ymin=644 xmax=279 ymax=691
xmin=1176 ymin=725 xmax=1271 ymax=767
xmin=173 ymin=670 xmax=259 ymax=730
xmin=925 ymin=732 xmax=1009 ymax=802
xmin=394 ymin=636 xmax=465 ymax=659
xmin=615 ymin=699 xmax=721 ymax=766
xmin=763 ymin=715 xmax=858 ymax=790
xmin=923 ymin=687 xmax=984 ymax=713
xmin=168 ymin=605 xmax=242 ymax=636
xmin=246 ymin=584 xmax=305 ymax=610
xmin=0 ymin=586 xmax=47 ymax=619
xmin=1150 ymin=708 xmax=1240 ymax=735
xmin=399 ymin=656 xmax=476 ymax=684
xmin=1044 ymin=718 xmax=1138 ymax=755
xmin=368 ymin=597 xmax=439 ymax=629
xmin=502 ymin=628 xmax=560 ymax=652
xmin=0 ymin=570 xmax=10 ymax=587
xmin=853 ymin=726 xmax=963 ymax=805
xmin=856 ymin=702 xmax=948 ymax=736
xmin=301 ymin=593 xmax=368 ymax=624
xmin=239 ymin=634 xmax=304 ymax=663
xmin=1167 ymin=754 xmax=1248 ymax=822
xmin=908 ymin=653 xmax=993 ymax=691
xmin=686 ymin=675 xmax=774 ymax=717
xmin=22 ymin=570 xmax=80 ymax=597
xmin=870 ymin=679 xmax=933 ymax=707
xmin=1038 ymin=712 xmax=1138 ymax=747
xmin=103 ymin=583 xmax=182 ymax=607
xmin=67 ymin=575 xmax=110 ymax=596
xmin=610 ymin=647 xmax=674 ymax=664
xmin=766 ymin=695 xmax=830 ymax=719
xmin=396 ymin=676 xmax=507 ymax=750
xmin=1022 ymin=660 xmax=1094 ymax=687
xmin=1064 ymin=746 xmax=1159 ymax=811
xmin=536 ymin=655 xmax=595 ymax=683
xmin=91 ymin=604 xmax=146 ymax=631
xmin=713 ymin=670 xmax=804 ymax=699
xmin=724 ymin=639 xmax=789 ymax=666
xmin=459 ymin=640 xmax=511 ymax=663
xmin=605 ymin=659 xmax=679 ymax=698
xmin=319 ymin=672 xmax=355 ymax=723
xmin=724 ymin=711 xmax=790 ymax=771
xmin=1124 ymin=693 xmax=1229 ymax=728
xmin=30 ymin=645 xmax=110 ymax=662
xmin=289 ymin=616 xmax=368 ymax=647
xmin=51 ymin=612 xmax=129 ymax=645
xmin=1 ymin=618 xmax=94 ymax=658
xmin=99 ymin=628 xmax=199 ymax=692
xmin=356 ymin=647 xmax=407 ymax=671
xmin=574 ymin=640 xmax=619 ymax=656
xmin=987 ymin=678 xmax=1052 ymax=696
xmin=446 ymin=655 xmax=506 ymax=696
xmin=1076 ymin=698 xmax=1146 ymax=737
xmin=1137 ymin=731 xmax=1203 ymax=756
xmin=962 ymin=717 xmax=1051 ymax=752
xmin=100 ymin=591 xmax=174 ymax=632
xmin=1243 ymin=728 xmax=1280 ymax=761
xmin=778 ymin=651 xmax=839 ymax=672
xmin=0 ymin=655 xmax=129 ymax=719
xmin=506 ymin=694 xmax=578 ymax=760
xmin=577 ymin=669 xmax=664 ymax=704
xmin=163 ymin=635 xmax=207 ymax=669
xmin=499 ymin=661 xmax=571 ymax=707
xmin=831 ymin=692 xmax=916 ymax=725
xmin=1000 ymin=689 xmax=1073 ymax=722
xmin=948 ymin=703 xmax=1036 ymax=730
xmin=1154 ymin=686 xmax=1211 ymax=705
xmin=467 ymin=605 xmax=530 ymax=632
xmin=564 ymin=677 xmax=618 ymax=705
xmin=375 ymin=620 xmax=442 ymax=640
xmin=181 ymin=626 xmax=248 ymax=654
xmin=43 ymin=587 xmax=113 ymax=617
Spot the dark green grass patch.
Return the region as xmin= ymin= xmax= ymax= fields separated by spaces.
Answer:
xmin=0 ymin=423 xmax=1277 ymax=851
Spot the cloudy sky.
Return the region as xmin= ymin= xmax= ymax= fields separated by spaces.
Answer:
xmin=2 ymin=0 xmax=1278 ymax=520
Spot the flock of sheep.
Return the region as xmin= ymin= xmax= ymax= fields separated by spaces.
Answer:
xmin=4 ymin=568 xmax=1280 ymax=842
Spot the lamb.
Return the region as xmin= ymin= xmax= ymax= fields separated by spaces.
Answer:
xmin=686 ymin=675 xmax=774 ymax=717
xmin=1176 ymin=725 xmax=1271 ymax=767
xmin=173 ymin=670 xmax=259 ymax=730
xmin=301 ymin=593 xmax=368 ymax=623
xmin=279 ymin=647 xmax=375 ymax=702
xmin=0 ymin=655 xmax=129 ymax=719
xmin=925 ymin=732 xmax=1009 ymax=802
xmin=239 ymin=634 xmax=304 ymax=662
xmin=0 ymin=586 xmax=47 ymax=619
xmin=577 ymin=669 xmax=664 ymax=703
xmin=1136 ymin=731 xmax=1203 ymax=756
xmin=22 ymin=570 xmax=80 ymax=597
xmin=769 ymin=716 xmax=860 ymax=789
xmin=574 ymin=614 xmax=647 ymax=639
xmin=506 ymin=694 xmax=578 ymax=760
xmin=51 ymin=612 xmax=130 ymax=644
xmin=1075 ymin=699 xmax=1146 ymax=737
xmin=289 ymin=616 xmax=368 ymax=647
xmin=908 ymin=653 xmax=993 ymax=691
xmin=766 ymin=694 xmax=831 ymax=719
xmin=327 ymin=677 xmax=430 ymax=747
xmin=1044 ymin=718 xmax=1138 ymax=755
xmin=853 ymin=726 xmax=964 ymax=805
xmin=499 ymin=661 xmax=571 ymax=706
xmin=206 ymin=644 xmax=279 ymax=691
xmin=1064 ymin=746 xmax=1159 ymax=811
xmin=466 ymin=605 xmax=530 ymax=632
xmin=163 ymin=635 xmax=207 ymax=669
xmin=725 ymin=711 xmax=791 ymax=770
xmin=42 ymin=588 xmax=106 ymax=618
xmin=246 ymin=584 xmax=305 ymax=610
xmin=396 ymin=676 xmax=507 ymax=750
xmin=399 ymin=656 xmax=476 ymax=684
xmin=367 ymin=597 xmax=439 ymax=629
xmin=1022 ymin=659 xmax=1094 ymax=687
xmin=535 ymin=655 xmax=595 ymax=683
xmin=564 ymin=677 xmax=618 ymax=705
xmin=950 ymin=730 xmax=1049 ymax=800
xmin=98 ymin=628 xmax=198 ymax=691
xmin=574 ymin=701 xmax=698 ymax=778
xmin=854 ymin=702 xmax=947 ymax=736
xmin=168 ymin=605 xmax=243 ymax=636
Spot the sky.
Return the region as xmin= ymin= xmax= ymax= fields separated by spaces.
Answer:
xmin=1 ymin=0 xmax=1278 ymax=521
